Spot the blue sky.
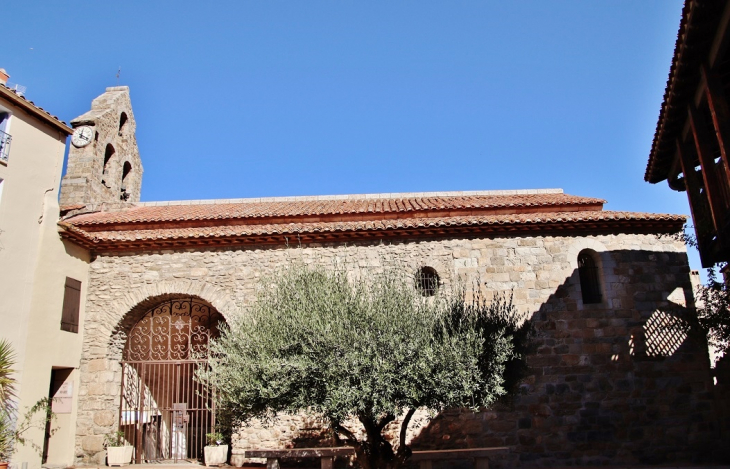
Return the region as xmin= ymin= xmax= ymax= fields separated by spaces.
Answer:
xmin=3 ymin=1 xmax=695 ymax=264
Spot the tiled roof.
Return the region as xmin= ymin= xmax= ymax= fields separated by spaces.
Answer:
xmin=67 ymin=192 xmax=605 ymax=226
xmin=59 ymin=191 xmax=684 ymax=252
xmin=645 ymin=0 xmax=724 ymax=183
xmin=0 ymin=84 xmax=73 ymax=134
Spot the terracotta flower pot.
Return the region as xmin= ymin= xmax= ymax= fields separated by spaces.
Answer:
xmin=204 ymin=445 xmax=228 ymax=466
xmin=0 ymin=461 xmax=8 ymax=469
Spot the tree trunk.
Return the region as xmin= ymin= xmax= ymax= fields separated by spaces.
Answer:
xmin=352 ymin=414 xmax=411 ymax=469
xmin=333 ymin=411 xmax=415 ymax=469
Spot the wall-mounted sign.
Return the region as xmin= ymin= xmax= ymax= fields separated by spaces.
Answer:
xmin=52 ymin=381 xmax=73 ymax=414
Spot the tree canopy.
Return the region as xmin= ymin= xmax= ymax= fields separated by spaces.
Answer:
xmin=208 ymin=261 xmax=531 ymax=469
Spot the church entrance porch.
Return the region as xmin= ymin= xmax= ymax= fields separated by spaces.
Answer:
xmin=119 ymin=298 xmax=224 ymax=464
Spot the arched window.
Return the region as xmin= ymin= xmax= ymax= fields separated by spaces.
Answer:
xmin=120 ymin=161 xmax=132 ymax=201
xmin=578 ymin=250 xmax=602 ymax=304
xmin=119 ymin=112 xmax=128 ymax=134
xmin=416 ymin=266 xmax=440 ymax=297
xmin=102 ymin=144 xmax=115 ymax=176
xmin=101 ymin=144 xmax=115 ymax=187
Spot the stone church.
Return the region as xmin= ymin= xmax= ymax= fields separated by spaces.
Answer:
xmin=56 ymin=87 xmax=721 ymax=467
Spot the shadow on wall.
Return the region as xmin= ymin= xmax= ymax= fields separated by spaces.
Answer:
xmin=403 ymin=249 xmax=722 ymax=467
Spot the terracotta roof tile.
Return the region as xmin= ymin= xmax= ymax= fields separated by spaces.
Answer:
xmin=59 ymin=191 xmax=684 ymax=252
xmin=67 ymin=193 xmax=605 ymax=226
xmin=645 ymin=0 xmax=725 ymax=183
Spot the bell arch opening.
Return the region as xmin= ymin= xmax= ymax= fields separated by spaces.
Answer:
xmin=119 ymin=296 xmax=226 ymax=464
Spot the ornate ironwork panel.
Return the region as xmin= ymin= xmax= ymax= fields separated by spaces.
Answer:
xmin=124 ymin=298 xmax=223 ymax=361
xmin=120 ymin=298 xmax=223 ymax=463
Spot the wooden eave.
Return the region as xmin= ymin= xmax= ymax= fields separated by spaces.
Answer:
xmin=646 ymin=0 xmax=729 ymax=183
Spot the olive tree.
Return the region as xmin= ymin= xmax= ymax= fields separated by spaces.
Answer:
xmin=676 ymin=228 xmax=730 ymax=359
xmin=207 ymin=262 xmax=531 ymax=469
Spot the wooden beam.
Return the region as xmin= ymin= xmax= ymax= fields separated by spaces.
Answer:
xmin=710 ymin=0 xmax=730 ymax=70
xmin=702 ymin=64 xmax=730 ymax=184
xmin=667 ymin=156 xmax=686 ymax=192
xmin=688 ymin=102 xmax=727 ymax=235
xmin=676 ymin=138 xmax=711 ymax=267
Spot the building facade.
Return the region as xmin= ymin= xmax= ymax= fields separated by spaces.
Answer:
xmin=0 ymin=74 xmax=88 ymax=469
xmin=48 ymin=87 xmax=722 ymax=467
xmin=0 ymin=76 xmax=720 ymax=468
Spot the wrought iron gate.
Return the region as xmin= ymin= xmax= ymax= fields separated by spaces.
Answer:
xmin=119 ymin=298 xmax=223 ymax=463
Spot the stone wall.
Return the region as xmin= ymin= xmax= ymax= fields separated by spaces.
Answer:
xmin=74 ymin=233 xmax=721 ymax=466
xmin=60 ymin=86 xmax=143 ymax=207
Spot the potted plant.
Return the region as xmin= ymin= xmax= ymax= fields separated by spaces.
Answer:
xmin=204 ymin=431 xmax=228 ymax=466
xmin=105 ymin=430 xmax=133 ymax=467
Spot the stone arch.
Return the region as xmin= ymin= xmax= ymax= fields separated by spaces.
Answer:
xmin=119 ymin=112 xmax=128 ymax=134
xmin=79 ymin=280 xmax=237 ymax=364
xmin=109 ymin=293 xmax=224 ymax=362
xmin=113 ymin=295 xmax=228 ymax=462
xmin=120 ymin=161 xmax=132 ymax=200
xmin=102 ymin=143 xmax=115 ymax=183
xmin=117 ymin=279 xmax=236 ymax=323
xmin=577 ymin=249 xmax=603 ymax=304
xmin=565 ymin=237 xmax=613 ymax=308
xmin=76 ymin=282 xmax=237 ymax=463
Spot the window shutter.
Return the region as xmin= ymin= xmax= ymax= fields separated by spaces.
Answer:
xmin=61 ymin=277 xmax=81 ymax=333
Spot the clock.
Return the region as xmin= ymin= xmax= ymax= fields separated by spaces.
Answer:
xmin=71 ymin=126 xmax=94 ymax=148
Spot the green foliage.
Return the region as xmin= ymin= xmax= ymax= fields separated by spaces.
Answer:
xmin=12 ymin=398 xmax=56 ymax=456
xmin=0 ymin=341 xmax=56 ymax=462
xmin=0 ymin=410 xmax=14 ymax=462
xmin=205 ymin=432 xmax=224 ymax=446
xmin=207 ymin=260 xmax=532 ymax=469
xmin=104 ymin=430 xmax=127 ymax=448
xmin=694 ymin=266 xmax=730 ymax=355
xmin=676 ymin=226 xmax=730 ymax=358
xmin=0 ymin=339 xmax=17 ymax=417
xmin=0 ymin=339 xmax=17 ymax=462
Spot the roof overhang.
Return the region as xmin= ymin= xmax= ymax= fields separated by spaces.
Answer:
xmin=0 ymin=85 xmax=73 ymax=135
xmin=645 ymin=0 xmax=730 ymax=183
xmin=59 ymin=211 xmax=685 ymax=254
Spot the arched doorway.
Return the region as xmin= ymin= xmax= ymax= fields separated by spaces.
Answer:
xmin=119 ymin=297 xmax=225 ymax=463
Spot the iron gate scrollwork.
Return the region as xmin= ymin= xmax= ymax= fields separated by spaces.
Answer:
xmin=119 ymin=298 xmax=224 ymax=463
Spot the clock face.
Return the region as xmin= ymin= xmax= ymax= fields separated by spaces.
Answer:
xmin=71 ymin=126 xmax=94 ymax=148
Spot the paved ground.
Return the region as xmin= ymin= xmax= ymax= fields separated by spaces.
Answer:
xmin=71 ymin=465 xmax=730 ymax=469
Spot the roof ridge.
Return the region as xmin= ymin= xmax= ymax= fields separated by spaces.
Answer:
xmin=136 ymin=189 xmax=565 ymax=206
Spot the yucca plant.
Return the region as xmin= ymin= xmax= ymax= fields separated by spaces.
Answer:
xmin=0 ymin=339 xmax=17 ymax=463
xmin=0 ymin=410 xmax=13 ymax=463
xmin=0 ymin=339 xmax=16 ymax=414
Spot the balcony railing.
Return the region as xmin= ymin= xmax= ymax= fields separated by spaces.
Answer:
xmin=0 ymin=129 xmax=10 ymax=163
